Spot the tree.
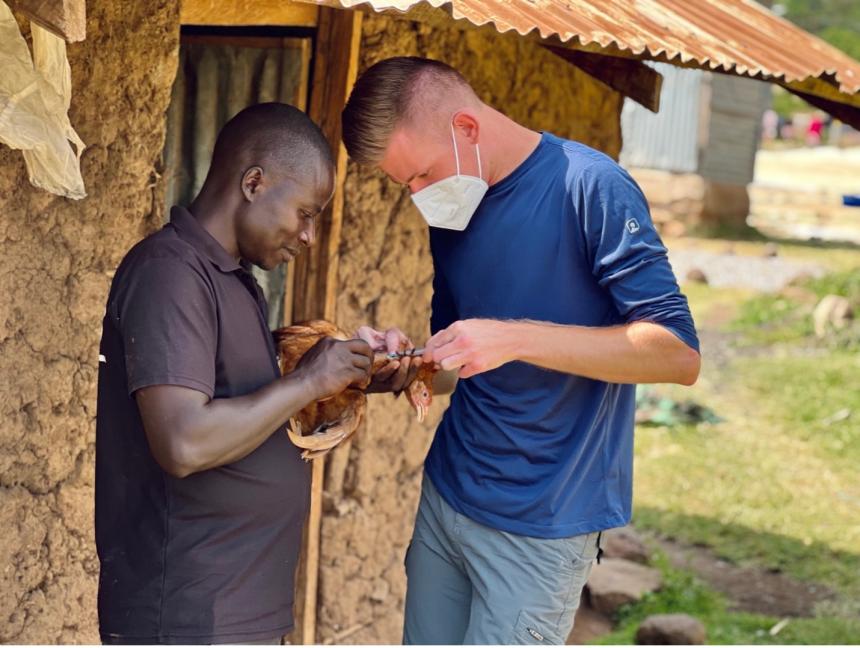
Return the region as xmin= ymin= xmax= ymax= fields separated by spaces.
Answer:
xmin=777 ymin=0 xmax=860 ymax=59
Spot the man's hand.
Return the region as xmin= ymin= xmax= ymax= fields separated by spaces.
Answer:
xmin=295 ymin=337 xmax=373 ymax=401
xmin=355 ymin=325 xmax=422 ymax=394
xmin=423 ymin=319 xmax=517 ymax=379
xmin=425 ymin=318 xmax=700 ymax=385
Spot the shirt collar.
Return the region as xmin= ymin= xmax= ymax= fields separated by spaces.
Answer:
xmin=169 ymin=206 xmax=242 ymax=273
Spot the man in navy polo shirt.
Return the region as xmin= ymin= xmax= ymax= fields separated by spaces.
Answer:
xmin=342 ymin=58 xmax=700 ymax=644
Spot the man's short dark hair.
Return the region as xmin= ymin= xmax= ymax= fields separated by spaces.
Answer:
xmin=342 ymin=57 xmax=476 ymax=164
xmin=209 ymin=102 xmax=334 ymax=182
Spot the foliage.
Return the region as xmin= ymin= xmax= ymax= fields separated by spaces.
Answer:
xmin=779 ymin=0 xmax=860 ymax=59
xmin=767 ymin=1 xmax=860 ymax=117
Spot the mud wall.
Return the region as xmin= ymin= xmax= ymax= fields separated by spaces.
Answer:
xmin=319 ymin=14 xmax=623 ymax=644
xmin=0 ymin=1 xmax=179 ymax=641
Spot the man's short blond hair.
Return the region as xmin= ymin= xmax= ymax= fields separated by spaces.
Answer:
xmin=342 ymin=57 xmax=478 ymax=164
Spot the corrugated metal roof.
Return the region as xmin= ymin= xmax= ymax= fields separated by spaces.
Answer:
xmin=301 ymin=0 xmax=860 ymax=98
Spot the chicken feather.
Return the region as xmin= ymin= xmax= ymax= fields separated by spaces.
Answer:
xmin=273 ymin=320 xmax=437 ymax=460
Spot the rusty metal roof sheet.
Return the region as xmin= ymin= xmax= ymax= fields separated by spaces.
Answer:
xmin=303 ymin=0 xmax=860 ymax=97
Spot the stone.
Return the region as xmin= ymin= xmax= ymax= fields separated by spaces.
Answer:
xmin=601 ymin=526 xmax=650 ymax=564
xmin=779 ymin=285 xmax=818 ymax=305
xmin=661 ymin=220 xmax=688 ymax=238
xmin=813 ymin=295 xmax=854 ymax=338
xmin=685 ymin=268 xmax=708 ymax=284
xmin=762 ymin=242 xmax=780 ymax=257
xmin=788 ymin=271 xmax=815 ymax=286
xmin=635 ymin=613 xmax=706 ymax=645
xmin=567 ymin=596 xmax=613 ymax=645
xmin=586 ymin=558 xmax=663 ymax=615
xmin=368 ymin=578 xmax=390 ymax=604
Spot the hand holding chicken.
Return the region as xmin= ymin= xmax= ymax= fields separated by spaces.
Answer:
xmin=274 ymin=320 xmax=438 ymax=460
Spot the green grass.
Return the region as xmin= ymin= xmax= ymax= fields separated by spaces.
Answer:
xmin=628 ymin=257 xmax=860 ymax=644
xmin=730 ymin=268 xmax=860 ymax=347
xmin=730 ymin=292 xmax=813 ymax=344
xmin=738 ymin=353 xmax=860 ymax=463
xmin=680 ymin=283 xmax=755 ymax=329
xmin=594 ymin=552 xmax=860 ymax=645
xmin=633 ymin=403 xmax=860 ymax=598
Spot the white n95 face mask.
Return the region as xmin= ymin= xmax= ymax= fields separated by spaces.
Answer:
xmin=411 ymin=124 xmax=488 ymax=231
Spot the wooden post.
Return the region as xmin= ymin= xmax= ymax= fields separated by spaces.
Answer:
xmin=293 ymin=6 xmax=362 ymax=324
xmin=289 ymin=6 xmax=363 ymax=645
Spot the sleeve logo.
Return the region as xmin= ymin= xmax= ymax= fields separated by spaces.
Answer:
xmin=625 ymin=218 xmax=641 ymax=234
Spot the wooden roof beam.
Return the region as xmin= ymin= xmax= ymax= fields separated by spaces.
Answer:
xmin=180 ymin=0 xmax=319 ymax=27
xmin=545 ymin=46 xmax=663 ymax=112
xmin=783 ymin=86 xmax=860 ymax=130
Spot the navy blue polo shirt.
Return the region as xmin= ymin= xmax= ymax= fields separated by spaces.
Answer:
xmin=95 ymin=207 xmax=310 ymax=644
xmin=424 ymin=132 xmax=699 ymax=538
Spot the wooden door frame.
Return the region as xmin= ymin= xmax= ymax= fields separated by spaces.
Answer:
xmin=291 ymin=7 xmax=363 ymax=644
xmin=177 ymin=2 xmax=363 ymax=644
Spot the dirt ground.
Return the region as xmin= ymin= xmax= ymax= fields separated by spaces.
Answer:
xmin=750 ymin=146 xmax=860 ymax=244
xmin=754 ymin=146 xmax=860 ymax=195
xmin=653 ymin=535 xmax=835 ymax=618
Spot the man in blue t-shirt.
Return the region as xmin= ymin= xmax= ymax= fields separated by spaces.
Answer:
xmin=342 ymin=57 xmax=700 ymax=644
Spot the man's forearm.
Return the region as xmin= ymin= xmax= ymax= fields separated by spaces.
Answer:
xmin=511 ymin=320 xmax=700 ymax=385
xmin=186 ymin=373 xmax=320 ymax=472
xmin=137 ymin=371 xmax=319 ymax=478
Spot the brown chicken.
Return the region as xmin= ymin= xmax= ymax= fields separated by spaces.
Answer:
xmin=273 ymin=320 xmax=437 ymax=460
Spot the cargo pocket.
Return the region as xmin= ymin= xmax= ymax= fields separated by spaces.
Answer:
xmin=512 ymin=609 xmax=562 ymax=645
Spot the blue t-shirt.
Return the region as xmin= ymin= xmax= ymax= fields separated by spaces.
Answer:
xmin=424 ymin=132 xmax=699 ymax=539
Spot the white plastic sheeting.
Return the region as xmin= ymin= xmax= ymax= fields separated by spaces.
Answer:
xmin=0 ymin=0 xmax=86 ymax=199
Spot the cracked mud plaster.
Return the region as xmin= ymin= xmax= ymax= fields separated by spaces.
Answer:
xmin=2 ymin=7 xmax=620 ymax=643
xmin=318 ymin=14 xmax=622 ymax=644
xmin=0 ymin=0 xmax=179 ymax=641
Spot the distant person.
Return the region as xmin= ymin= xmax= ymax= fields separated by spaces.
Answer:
xmin=824 ymin=114 xmax=843 ymax=146
xmin=806 ymin=113 xmax=823 ymax=146
xmin=762 ymin=109 xmax=778 ymax=141
xmin=780 ymin=116 xmax=795 ymax=141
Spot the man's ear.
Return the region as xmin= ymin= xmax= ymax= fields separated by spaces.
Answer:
xmin=452 ymin=111 xmax=480 ymax=144
xmin=241 ymin=166 xmax=264 ymax=202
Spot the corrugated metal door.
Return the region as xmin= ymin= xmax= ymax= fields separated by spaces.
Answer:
xmin=620 ymin=62 xmax=703 ymax=174
xmin=699 ymin=73 xmax=770 ymax=186
xmin=163 ymin=33 xmax=311 ymax=329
